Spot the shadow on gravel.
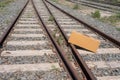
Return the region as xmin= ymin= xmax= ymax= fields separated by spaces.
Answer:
xmin=75 ymin=45 xmax=93 ymax=53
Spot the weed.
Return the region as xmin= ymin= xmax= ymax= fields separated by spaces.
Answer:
xmin=53 ymin=32 xmax=56 ymax=38
xmin=73 ymin=4 xmax=79 ymax=10
xmin=57 ymin=35 xmax=63 ymax=45
xmin=0 ymin=0 xmax=15 ymax=8
xmin=116 ymin=13 xmax=120 ymax=18
xmin=65 ymin=0 xmax=69 ymax=1
xmin=51 ymin=65 xmax=60 ymax=71
xmin=48 ymin=15 xmax=54 ymax=21
xmin=116 ymin=28 xmax=120 ymax=31
xmin=5 ymin=20 xmax=9 ymax=24
xmin=53 ymin=28 xmax=58 ymax=38
xmin=67 ymin=54 xmax=73 ymax=61
xmin=26 ymin=13 xmax=32 ymax=17
xmin=52 ymin=0 xmax=58 ymax=3
xmin=100 ymin=13 xmax=120 ymax=25
xmin=91 ymin=10 xmax=101 ymax=19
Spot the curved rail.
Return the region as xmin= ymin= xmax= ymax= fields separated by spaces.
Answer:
xmin=70 ymin=0 xmax=120 ymax=13
xmin=84 ymin=0 xmax=120 ymax=7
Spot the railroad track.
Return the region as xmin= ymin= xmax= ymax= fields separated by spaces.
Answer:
xmin=0 ymin=0 xmax=77 ymax=79
xmin=69 ymin=0 xmax=120 ymax=13
xmin=0 ymin=0 xmax=120 ymax=80
xmin=83 ymin=0 xmax=120 ymax=7
xmin=38 ymin=0 xmax=120 ymax=80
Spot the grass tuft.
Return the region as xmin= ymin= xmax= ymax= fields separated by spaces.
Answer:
xmin=48 ymin=15 xmax=54 ymax=21
xmin=73 ymin=4 xmax=79 ymax=10
xmin=0 ymin=0 xmax=15 ymax=8
xmin=116 ymin=28 xmax=120 ymax=31
xmin=52 ymin=0 xmax=58 ymax=3
xmin=100 ymin=13 xmax=120 ymax=25
xmin=91 ymin=10 xmax=101 ymax=19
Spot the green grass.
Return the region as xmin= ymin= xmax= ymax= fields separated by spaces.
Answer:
xmin=57 ymin=35 xmax=63 ymax=45
xmin=73 ymin=4 xmax=79 ymax=10
xmin=118 ymin=0 xmax=120 ymax=2
xmin=91 ymin=10 xmax=101 ymax=19
xmin=51 ymin=0 xmax=58 ymax=3
xmin=100 ymin=13 xmax=120 ymax=25
xmin=51 ymin=65 xmax=60 ymax=71
xmin=48 ymin=15 xmax=54 ymax=21
xmin=0 ymin=0 xmax=15 ymax=8
xmin=91 ymin=11 xmax=120 ymax=31
xmin=5 ymin=20 xmax=10 ymax=24
xmin=116 ymin=28 xmax=120 ymax=31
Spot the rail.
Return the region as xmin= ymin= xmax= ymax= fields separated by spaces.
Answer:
xmin=0 ymin=0 xmax=29 ymax=47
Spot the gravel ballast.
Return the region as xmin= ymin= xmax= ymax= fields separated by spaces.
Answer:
xmin=0 ymin=70 xmax=67 ymax=80
xmin=0 ymin=0 xmax=27 ymax=37
xmin=0 ymin=54 xmax=58 ymax=64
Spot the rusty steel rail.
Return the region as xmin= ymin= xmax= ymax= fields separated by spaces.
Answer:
xmin=45 ymin=0 xmax=120 ymax=47
xmin=43 ymin=0 xmax=97 ymax=80
xmin=31 ymin=0 xmax=82 ymax=80
xmin=70 ymin=0 xmax=120 ymax=13
xmin=0 ymin=0 xmax=29 ymax=47
xmin=83 ymin=0 xmax=120 ymax=7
